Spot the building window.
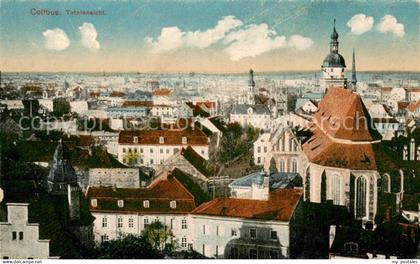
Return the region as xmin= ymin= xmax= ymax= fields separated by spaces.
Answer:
xmin=18 ymin=232 xmax=23 ymax=240
xmin=160 ymin=148 xmax=163 ymax=154
xmin=279 ymin=159 xmax=285 ymax=172
xmin=143 ymin=200 xmax=150 ymax=208
xmin=291 ymin=159 xmax=298 ymax=173
xmin=264 ymin=146 xmax=267 ymax=153
xmin=344 ymin=242 xmax=359 ymax=255
xmin=150 ymin=159 xmax=154 ymax=164
xmin=123 ymin=148 xmax=126 ymax=153
xmin=249 ymin=248 xmax=258 ymax=259
xmin=230 ymin=247 xmax=239 ymax=259
xmin=133 ymin=136 xmax=138 ymax=144
xmin=102 ymin=217 xmax=107 ymax=228
xmin=331 ymin=174 xmax=342 ymax=205
xmin=101 ymin=235 xmax=109 ymax=243
xmin=270 ymin=230 xmax=277 ymax=240
xmin=202 ymin=244 xmax=206 ymax=256
xmin=231 ymin=228 xmax=238 ymax=237
xmin=91 ymin=199 xmax=97 ymax=207
xmin=182 ymin=137 xmax=187 ymax=144
xmin=170 ymin=200 xmax=176 ymax=209
xmin=356 ymin=176 xmax=368 ymax=219
xmin=12 ymin=231 xmax=16 ymax=240
xmin=140 ymin=148 xmax=144 ymax=153
xmin=257 ymin=146 xmax=261 ymax=153
xmin=257 ymin=157 xmax=261 ymax=164
xmin=181 ymin=219 xmax=187 ymax=229
xmin=166 ymin=149 xmax=170 ymax=154
xmin=117 ymin=217 xmax=123 ymax=228
xmin=203 ymin=224 xmax=207 ymax=235
xmin=129 ymin=217 xmax=134 ymax=228
xmin=250 ymin=228 xmax=257 ymax=239
xmin=181 ymin=237 xmax=187 ymax=248
xmin=117 ymin=200 xmax=124 ymax=208
xmin=150 ymin=148 xmax=154 ymax=153
xmin=144 ymin=218 xmax=149 ymax=228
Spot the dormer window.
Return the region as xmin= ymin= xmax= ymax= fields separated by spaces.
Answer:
xmin=133 ymin=136 xmax=138 ymax=144
xmin=143 ymin=200 xmax=150 ymax=208
xmin=117 ymin=200 xmax=124 ymax=208
xmin=247 ymin=107 xmax=253 ymax=114
xmin=159 ymin=137 xmax=165 ymax=144
xmin=182 ymin=137 xmax=187 ymax=144
xmin=170 ymin=201 xmax=176 ymax=209
xmin=91 ymin=199 xmax=97 ymax=208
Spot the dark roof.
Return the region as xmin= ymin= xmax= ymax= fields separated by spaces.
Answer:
xmin=0 ymin=180 xmax=94 ymax=258
xmin=170 ymin=168 xmax=210 ymax=206
xmin=192 ymin=188 xmax=303 ymax=222
xmin=181 ymin=146 xmax=210 ymax=177
xmin=87 ymin=173 xmax=196 ymax=214
xmin=322 ymin=53 xmax=346 ymax=68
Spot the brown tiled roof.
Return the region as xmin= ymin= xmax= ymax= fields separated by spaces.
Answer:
xmin=407 ymin=100 xmax=420 ymax=112
xmin=398 ymin=101 xmax=410 ymax=111
xmin=122 ymin=101 xmax=153 ymax=107
xmin=303 ymin=87 xmax=385 ymax=170
xmin=153 ymin=88 xmax=172 ymax=96
xmin=313 ymin=87 xmax=381 ymax=142
xmin=195 ymin=101 xmax=216 ymax=109
xmin=118 ymin=129 xmax=208 ymax=145
xmin=110 ymin=91 xmax=126 ymax=97
xmin=192 ymin=189 xmax=303 ymax=222
xmin=87 ymin=174 xmax=196 ymax=214
xmin=303 ymin=124 xmax=378 ymax=170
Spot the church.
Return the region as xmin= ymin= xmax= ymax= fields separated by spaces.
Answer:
xmin=301 ymin=21 xmax=402 ymax=226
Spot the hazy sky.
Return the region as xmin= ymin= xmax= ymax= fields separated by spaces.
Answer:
xmin=1 ymin=0 xmax=419 ymax=73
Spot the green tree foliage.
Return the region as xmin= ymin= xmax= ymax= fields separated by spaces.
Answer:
xmin=143 ymin=221 xmax=177 ymax=254
xmin=52 ymin=98 xmax=70 ymax=117
xmin=94 ymin=234 xmax=162 ymax=259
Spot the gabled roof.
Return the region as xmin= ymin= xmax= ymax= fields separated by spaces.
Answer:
xmin=87 ymin=173 xmax=196 ymax=214
xmin=181 ymin=146 xmax=210 ymax=177
xmin=192 ymin=188 xmax=303 ymax=222
xmin=313 ymin=87 xmax=381 ymax=142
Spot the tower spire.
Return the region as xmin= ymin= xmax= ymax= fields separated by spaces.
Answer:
xmin=330 ymin=19 xmax=339 ymax=53
xmin=351 ymin=48 xmax=357 ymax=89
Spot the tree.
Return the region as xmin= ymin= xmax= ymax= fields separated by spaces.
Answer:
xmin=143 ymin=221 xmax=177 ymax=254
xmin=123 ymin=151 xmax=141 ymax=167
xmin=52 ymin=98 xmax=70 ymax=117
xmin=94 ymin=234 xmax=162 ymax=259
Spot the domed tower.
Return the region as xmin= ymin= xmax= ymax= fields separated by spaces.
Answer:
xmin=321 ymin=19 xmax=347 ymax=89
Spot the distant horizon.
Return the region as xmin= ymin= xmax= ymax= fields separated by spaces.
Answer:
xmin=2 ymin=70 xmax=420 ymax=75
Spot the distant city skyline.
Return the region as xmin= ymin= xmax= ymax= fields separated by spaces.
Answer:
xmin=1 ymin=0 xmax=419 ymax=73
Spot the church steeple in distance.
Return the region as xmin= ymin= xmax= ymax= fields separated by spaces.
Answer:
xmin=248 ymin=69 xmax=255 ymax=89
xmin=351 ymin=48 xmax=357 ymax=89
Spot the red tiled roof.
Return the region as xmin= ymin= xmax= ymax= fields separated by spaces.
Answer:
xmin=87 ymin=174 xmax=196 ymax=214
xmin=195 ymin=101 xmax=216 ymax=109
xmin=313 ymin=87 xmax=381 ymax=142
xmin=398 ymin=101 xmax=410 ymax=111
xmin=303 ymin=87 xmax=383 ymax=170
xmin=303 ymin=124 xmax=378 ymax=170
xmin=122 ymin=101 xmax=153 ymax=107
xmin=153 ymin=88 xmax=171 ymax=96
xmin=118 ymin=129 xmax=208 ymax=145
xmin=192 ymin=189 xmax=303 ymax=222
xmin=407 ymin=100 xmax=420 ymax=112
